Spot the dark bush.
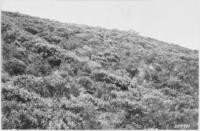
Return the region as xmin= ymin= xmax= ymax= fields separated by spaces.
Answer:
xmin=61 ymin=38 xmax=82 ymax=50
xmin=26 ymin=62 xmax=52 ymax=76
xmin=26 ymin=54 xmax=52 ymax=76
xmin=24 ymin=26 xmax=39 ymax=35
xmin=12 ymin=47 xmax=28 ymax=62
xmin=3 ymin=30 xmax=19 ymax=43
xmin=78 ymin=77 xmax=94 ymax=90
xmin=4 ymin=59 xmax=27 ymax=76
xmin=126 ymin=64 xmax=138 ymax=78
xmin=47 ymin=56 xmax=61 ymax=67
xmin=2 ymin=96 xmax=51 ymax=129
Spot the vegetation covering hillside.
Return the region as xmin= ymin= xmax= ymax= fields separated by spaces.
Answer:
xmin=1 ymin=11 xmax=199 ymax=129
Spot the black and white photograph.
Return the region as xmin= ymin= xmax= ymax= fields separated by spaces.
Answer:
xmin=1 ymin=0 xmax=199 ymax=130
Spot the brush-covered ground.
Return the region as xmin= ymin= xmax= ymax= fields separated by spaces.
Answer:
xmin=1 ymin=11 xmax=199 ymax=129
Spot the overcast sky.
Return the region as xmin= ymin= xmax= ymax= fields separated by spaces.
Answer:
xmin=2 ymin=0 xmax=200 ymax=50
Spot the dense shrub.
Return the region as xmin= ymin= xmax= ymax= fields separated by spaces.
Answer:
xmin=78 ymin=77 xmax=94 ymax=91
xmin=26 ymin=54 xmax=52 ymax=76
xmin=13 ymin=74 xmax=71 ymax=98
xmin=24 ymin=26 xmax=39 ymax=34
xmin=2 ymin=29 xmax=19 ymax=43
xmin=47 ymin=56 xmax=61 ymax=67
xmin=144 ymin=52 xmax=157 ymax=64
xmin=26 ymin=62 xmax=52 ymax=76
xmin=2 ymin=85 xmax=51 ymax=129
xmin=59 ymin=95 xmax=103 ymax=129
xmin=42 ymin=33 xmax=62 ymax=44
xmin=4 ymin=59 xmax=26 ymax=76
xmin=92 ymin=70 xmax=130 ymax=90
xmin=43 ymin=73 xmax=70 ymax=98
xmin=60 ymin=37 xmax=82 ymax=50
xmin=125 ymin=64 xmax=138 ymax=78
xmin=13 ymin=75 xmax=46 ymax=96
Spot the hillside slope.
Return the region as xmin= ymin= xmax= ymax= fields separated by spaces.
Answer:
xmin=1 ymin=11 xmax=199 ymax=129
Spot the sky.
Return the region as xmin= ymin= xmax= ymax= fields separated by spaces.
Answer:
xmin=1 ymin=0 xmax=200 ymax=50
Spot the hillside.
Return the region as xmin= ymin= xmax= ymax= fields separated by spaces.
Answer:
xmin=1 ymin=11 xmax=199 ymax=129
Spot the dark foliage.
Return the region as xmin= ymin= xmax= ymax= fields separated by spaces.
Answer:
xmin=3 ymin=59 xmax=27 ymax=76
